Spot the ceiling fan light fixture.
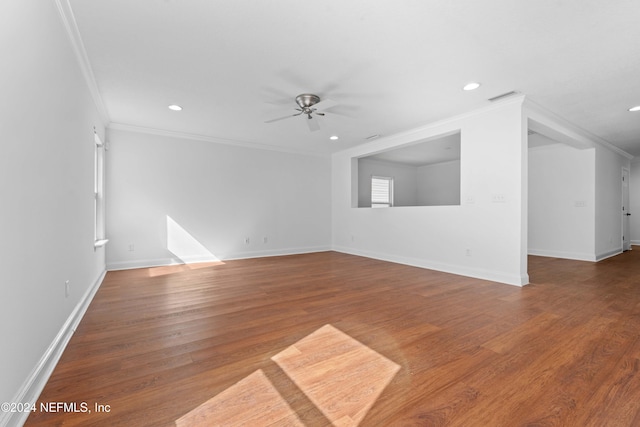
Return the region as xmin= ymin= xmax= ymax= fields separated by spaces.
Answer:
xmin=168 ymin=104 xmax=183 ymax=111
xmin=628 ymin=105 xmax=640 ymax=112
xmin=463 ymin=82 xmax=481 ymax=91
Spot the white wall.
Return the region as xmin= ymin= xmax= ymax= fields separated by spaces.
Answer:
xmin=631 ymin=160 xmax=640 ymax=245
xmin=106 ymin=128 xmax=331 ymax=269
xmin=0 ymin=0 xmax=106 ymax=413
xmin=333 ymin=98 xmax=528 ymax=286
xmin=417 ymin=160 xmax=461 ymax=206
xmin=595 ymin=145 xmax=631 ymax=258
xmin=357 ymin=158 xmax=418 ymax=207
xmin=528 ymin=143 xmax=596 ymax=260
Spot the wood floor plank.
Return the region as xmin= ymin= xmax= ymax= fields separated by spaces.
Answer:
xmin=25 ymin=250 xmax=640 ymax=426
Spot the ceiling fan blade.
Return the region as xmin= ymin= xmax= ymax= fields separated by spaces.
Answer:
xmin=307 ymin=117 xmax=320 ymax=132
xmin=264 ymin=111 xmax=296 ymax=123
xmin=312 ymin=98 xmax=338 ymax=112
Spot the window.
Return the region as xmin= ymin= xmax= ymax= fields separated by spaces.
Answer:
xmin=94 ymin=131 xmax=108 ymax=248
xmin=371 ymin=176 xmax=393 ymax=208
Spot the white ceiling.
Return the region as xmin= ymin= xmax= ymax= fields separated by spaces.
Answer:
xmin=365 ymin=132 xmax=461 ymax=167
xmin=67 ymin=0 xmax=640 ymax=156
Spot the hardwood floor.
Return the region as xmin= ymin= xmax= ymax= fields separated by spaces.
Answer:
xmin=25 ymin=250 xmax=640 ymax=426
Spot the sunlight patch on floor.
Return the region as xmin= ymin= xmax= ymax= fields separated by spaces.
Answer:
xmin=147 ymin=261 xmax=225 ymax=278
xmin=272 ymin=324 xmax=401 ymax=426
xmin=176 ymin=324 xmax=400 ymax=426
xmin=175 ymin=369 xmax=304 ymax=427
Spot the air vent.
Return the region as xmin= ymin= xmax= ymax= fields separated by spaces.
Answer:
xmin=488 ymin=91 xmax=520 ymax=102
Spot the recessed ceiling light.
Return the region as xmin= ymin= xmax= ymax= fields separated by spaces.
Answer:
xmin=168 ymin=104 xmax=182 ymax=111
xmin=329 ymin=135 xmax=339 ymax=140
xmin=463 ymin=82 xmax=481 ymax=91
xmin=629 ymin=105 xmax=640 ymax=112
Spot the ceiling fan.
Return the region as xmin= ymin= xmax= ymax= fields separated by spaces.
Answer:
xmin=264 ymin=94 xmax=337 ymax=132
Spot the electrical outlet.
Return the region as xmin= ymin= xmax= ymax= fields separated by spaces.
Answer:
xmin=128 ymin=244 xmax=135 ymax=252
xmin=263 ymin=236 xmax=268 ymax=244
xmin=244 ymin=237 xmax=250 ymax=245
xmin=65 ymin=280 xmax=70 ymax=298
xmin=466 ymin=249 xmax=472 ymax=257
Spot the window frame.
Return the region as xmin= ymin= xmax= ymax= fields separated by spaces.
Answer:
xmin=94 ymin=131 xmax=108 ymax=249
xmin=371 ymin=175 xmax=394 ymax=208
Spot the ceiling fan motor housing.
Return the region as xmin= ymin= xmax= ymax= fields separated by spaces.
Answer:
xmin=295 ymin=94 xmax=321 ymax=109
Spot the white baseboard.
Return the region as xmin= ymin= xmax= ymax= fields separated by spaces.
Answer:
xmin=0 ymin=270 xmax=106 ymax=427
xmin=528 ymin=248 xmax=597 ymax=262
xmin=527 ymin=248 xmax=625 ymax=262
xmin=596 ymin=248 xmax=623 ymax=261
xmin=107 ymin=246 xmax=332 ymax=271
xmin=224 ymin=246 xmax=331 ymax=261
xmin=107 ymin=255 xmax=220 ymax=271
xmin=333 ymin=246 xmax=529 ymax=287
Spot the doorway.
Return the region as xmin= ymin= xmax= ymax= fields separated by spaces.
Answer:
xmin=623 ymin=167 xmax=631 ymax=251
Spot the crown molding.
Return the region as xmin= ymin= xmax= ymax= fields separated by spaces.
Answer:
xmin=53 ymin=0 xmax=109 ymax=126
xmin=108 ymin=123 xmax=330 ymax=158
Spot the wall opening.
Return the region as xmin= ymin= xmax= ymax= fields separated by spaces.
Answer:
xmin=354 ymin=131 xmax=461 ymax=208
